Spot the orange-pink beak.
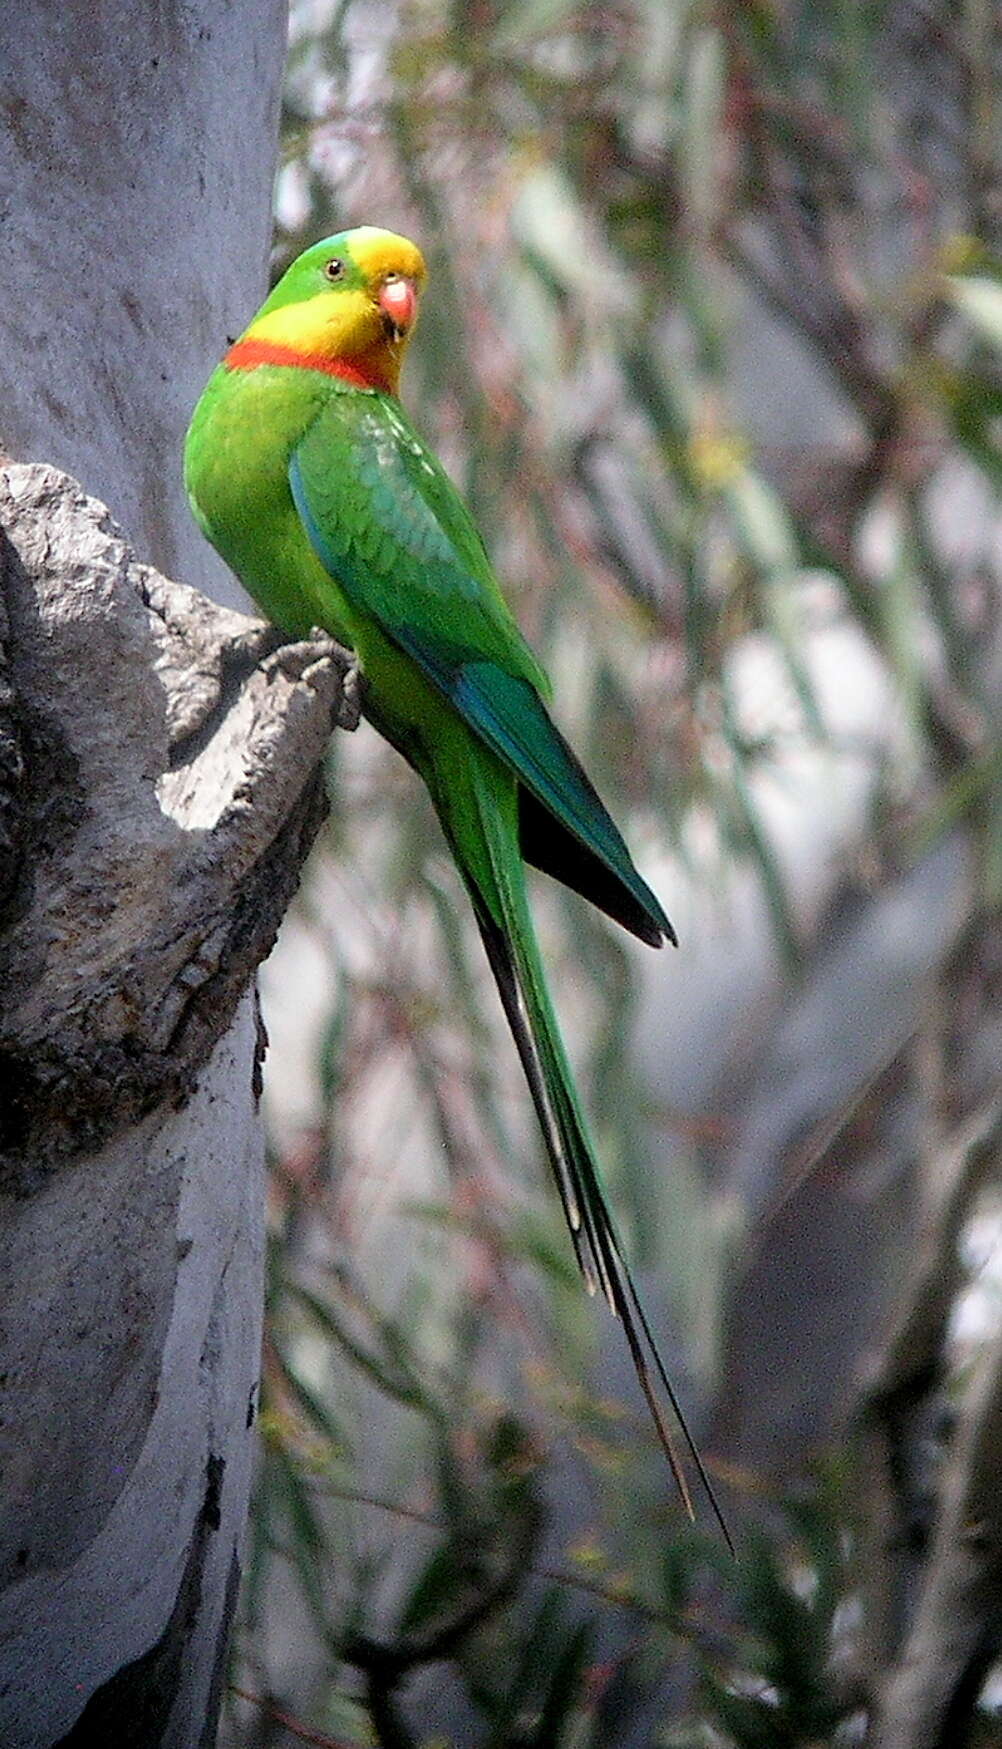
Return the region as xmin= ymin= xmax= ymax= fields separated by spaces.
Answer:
xmin=378 ymin=276 xmax=419 ymax=336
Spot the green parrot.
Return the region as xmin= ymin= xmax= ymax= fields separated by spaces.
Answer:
xmin=185 ymin=226 xmax=727 ymax=1541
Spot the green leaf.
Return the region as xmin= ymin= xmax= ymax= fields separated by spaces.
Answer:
xmin=873 ymin=497 xmax=926 ymax=747
xmin=287 ymin=1280 xmax=435 ymax=1418
xmin=724 ymin=472 xmax=797 ymax=575
xmin=982 ymin=766 xmax=1002 ymax=909
xmin=271 ymin=1444 xmax=336 ymax=1642
xmin=316 ymin=966 xmax=349 ymax=1109
xmin=398 ymin=1541 xmax=469 ymax=1636
xmin=700 ymin=1673 xmax=787 ymax=1749
xmin=683 ymin=27 xmax=727 ymax=230
xmin=741 ymin=1535 xmax=822 ymax=1704
xmin=530 ymin=1615 xmax=591 ymax=1745
xmin=491 ymin=0 xmax=582 ymax=49
xmin=724 ymin=470 xmax=825 ymax=738
xmin=488 ymin=1590 xmax=567 ymax=1744
xmin=243 ymin=1449 xmax=275 ymax=1632
xmin=270 ymin=1337 xmax=352 ymax=1456
xmin=720 ymin=686 xmax=799 ymax=970
xmin=512 ymin=163 xmax=637 ymax=318
xmin=947 ymin=275 xmax=1002 ymax=352
xmin=506 ymin=1210 xmax=583 ymax=1292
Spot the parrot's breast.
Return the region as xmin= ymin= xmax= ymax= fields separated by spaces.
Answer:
xmin=184 ymin=364 xmax=354 ymax=640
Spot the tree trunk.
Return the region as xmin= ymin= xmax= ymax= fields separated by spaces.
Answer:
xmin=0 ymin=0 xmax=288 ymax=604
xmin=0 ymin=465 xmax=347 ymax=1744
xmin=0 ymin=6 xmax=305 ymax=1741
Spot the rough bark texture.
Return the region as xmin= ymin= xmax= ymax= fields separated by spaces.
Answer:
xmin=0 ymin=3 xmax=313 ymax=1738
xmin=0 ymin=465 xmax=348 ymax=1190
xmin=0 ymin=465 xmax=348 ymax=1746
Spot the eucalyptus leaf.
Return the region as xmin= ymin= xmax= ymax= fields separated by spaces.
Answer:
xmin=948 ymin=274 xmax=1002 ymax=352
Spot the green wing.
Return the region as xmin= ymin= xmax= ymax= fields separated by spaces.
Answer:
xmin=289 ymin=389 xmax=672 ymax=945
xmin=291 ymin=390 xmax=545 ymax=679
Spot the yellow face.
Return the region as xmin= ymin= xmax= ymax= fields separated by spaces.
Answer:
xmin=244 ymin=227 xmax=427 ymax=391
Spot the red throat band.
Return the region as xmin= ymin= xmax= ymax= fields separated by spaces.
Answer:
xmin=223 ymin=338 xmax=391 ymax=392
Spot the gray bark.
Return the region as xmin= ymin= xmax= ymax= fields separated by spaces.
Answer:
xmin=870 ymin=1323 xmax=1002 ymax=1747
xmin=0 ymin=0 xmax=287 ymax=605
xmin=0 ymin=465 xmax=348 ymax=1745
xmin=852 ymin=1097 xmax=1002 ymax=1700
xmin=0 ymin=7 xmax=294 ymax=1739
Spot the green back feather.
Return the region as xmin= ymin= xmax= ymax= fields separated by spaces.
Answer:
xmin=289 ymin=390 xmax=672 ymax=944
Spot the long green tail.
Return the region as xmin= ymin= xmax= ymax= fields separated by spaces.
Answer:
xmin=460 ymin=754 xmax=733 ymax=1550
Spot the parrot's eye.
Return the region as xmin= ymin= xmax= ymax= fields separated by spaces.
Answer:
xmin=323 ymin=257 xmax=345 ymax=282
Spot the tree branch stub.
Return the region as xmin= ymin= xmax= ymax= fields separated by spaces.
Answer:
xmin=0 ymin=460 xmax=349 ymax=1190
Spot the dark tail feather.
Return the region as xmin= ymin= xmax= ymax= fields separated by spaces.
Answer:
xmin=473 ymin=902 xmax=734 ymax=1555
xmin=518 ymin=787 xmax=673 ymax=949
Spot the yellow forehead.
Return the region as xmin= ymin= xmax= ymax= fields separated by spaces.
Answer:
xmin=347 ymin=227 xmax=427 ymax=287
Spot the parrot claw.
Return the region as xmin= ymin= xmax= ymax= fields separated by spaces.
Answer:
xmin=334 ymin=656 xmax=363 ymax=732
xmin=300 ymin=627 xmax=363 ymax=731
xmin=261 ymin=632 xmax=362 ymax=731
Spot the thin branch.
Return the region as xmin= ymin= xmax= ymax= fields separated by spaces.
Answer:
xmin=229 ymin=1685 xmax=359 ymax=1749
xmin=312 ymin=1481 xmax=732 ymax=1639
xmin=869 ymin=1323 xmax=1002 ymax=1748
xmin=341 ymin=1499 xmax=540 ymax=1680
xmin=852 ymin=1088 xmax=1002 ymax=1705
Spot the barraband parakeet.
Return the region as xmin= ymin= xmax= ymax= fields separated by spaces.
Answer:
xmin=184 ymin=227 xmax=728 ymax=1542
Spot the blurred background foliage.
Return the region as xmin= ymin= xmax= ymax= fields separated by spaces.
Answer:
xmin=223 ymin=1 xmax=1002 ymax=1744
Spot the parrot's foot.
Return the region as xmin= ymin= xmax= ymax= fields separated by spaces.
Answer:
xmin=300 ymin=626 xmax=363 ymax=731
xmin=262 ymin=631 xmax=361 ymax=730
xmin=336 ymin=658 xmax=363 ymax=732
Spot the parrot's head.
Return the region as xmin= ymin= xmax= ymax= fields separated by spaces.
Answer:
xmin=237 ymin=227 xmax=427 ymax=394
